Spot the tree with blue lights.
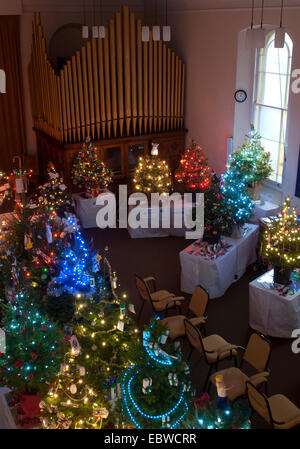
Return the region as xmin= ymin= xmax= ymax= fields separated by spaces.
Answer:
xmin=221 ymin=169 xmax=253 ymax=231
xmin=54 ymin=218 xmax=96 ymax=295
xmin=122 ymin=318 xmax=193 ymax=429
xmin=0 ymin=292 xmax=63 ymax=396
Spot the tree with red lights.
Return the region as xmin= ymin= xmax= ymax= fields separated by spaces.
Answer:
xmin=175 ymin=140 xmax=211 ymax=191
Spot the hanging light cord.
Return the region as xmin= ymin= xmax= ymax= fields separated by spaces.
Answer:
xmin=251 ymin=0 xmax=254 ymax=29
xmin=260 ymin=0 xmax=264 ymax=29
xmin=280 ymin=0 xmax=284 ymax=27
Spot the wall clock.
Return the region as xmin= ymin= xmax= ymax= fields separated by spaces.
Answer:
xmin=234 ymin=89 xmax=247 ymax=103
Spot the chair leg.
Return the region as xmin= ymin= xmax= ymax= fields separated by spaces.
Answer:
xmin=187 ymin=347 xmax=194 ymax=362
xmin=138 ymin=301 xmax=144 ymax=322
xmin=203 ymin=365 xmax=213 ymax=393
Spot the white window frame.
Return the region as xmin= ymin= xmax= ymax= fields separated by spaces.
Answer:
xmin=253 ymin=30 xmax=293 ymax=186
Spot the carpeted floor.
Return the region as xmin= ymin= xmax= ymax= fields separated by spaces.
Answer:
xmin=85 ymin=227 xmax=300 ymax=429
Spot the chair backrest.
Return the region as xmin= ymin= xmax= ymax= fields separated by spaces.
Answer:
xmin=135 ymin=274 xmax=152 ymax=305
xmin=189 ymin=285 xmax=209 ymax=318
xmin=246 ymin=381 xmax=272 ymax=425
xmin=184 ymin=319 xmax=206 ymax=358
xmin=242 ymin=332 xmax=271 ymax=373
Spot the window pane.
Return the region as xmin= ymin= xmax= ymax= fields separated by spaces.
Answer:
xmin=262 ymin=73 xmax=288 ymax=108
xmin=260 ymin=137 xmax=280 ymax=174
xmin=258 ymin=106 xmax=281 ymax=142
xmin=265 ymin=44 xmax=289 ymax=75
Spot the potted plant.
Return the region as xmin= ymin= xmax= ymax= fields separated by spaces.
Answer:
xmin=261 ymin=197 xmax=300 ymax=285
xmin=228 ymin=127 xmax=273 ymax=203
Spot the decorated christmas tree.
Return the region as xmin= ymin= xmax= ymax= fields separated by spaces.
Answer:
xmin=229 ymin=127 xmax=273 ymax=185
xmin=261 ymin=197 xmax=300 ymax=283
xmin=40 ymin=338 xmax=109 ymax=429
xmin=0 ymin=171 xmax=13 ymax=205
xmin=221 ymin=169 xmax=253 ymax=230
xmin=53 ymin=218 xmax=96 ymax=295
xmin=72 ymin=139 xmax=112 ymax=195
xmin=122 ymin=318 xmax=193 ymax=429
xmin=133 ymin=156 xmax=171 ymax=195
xmin=0 ymin=292 xmax=63 ymax=396
xmin=38 ymin=163 xmax=71 ymax=217
xmin=203 ymin=172 xmax=234 ymax=243
xmin=184 ymin=393 xmax=251 ymax=429
xmin=175 ymin=140 xmax=211 ymax=191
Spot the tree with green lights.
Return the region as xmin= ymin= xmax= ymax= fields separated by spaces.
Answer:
xmin=133 ymin=156 xmax=172 ymax=195
xmin=0 ymin=292 xmax=64 ymax=396
xmin=72 ymin=139 xmax=112 ymax=194
xmin=122 ymin=318 xmax=193 ymax=429
xmin=229 ymin=127 xmax=273 ymax=186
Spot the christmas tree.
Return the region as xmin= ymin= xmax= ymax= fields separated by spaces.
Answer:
xmin=184 ymin=393 xmax=251 ymax=429
xmin=38 ymin=163 xmax=71 ymax=217
xmin=261 ymin=197 xmax=300 ymax=270
xmin=133 ymin=156 xmax=171 ymax=195
xmin=0 ymin=292 xmax=63 ymax=396
xmin=175 ymin=140 xmax=211 ymax=191
xmin=40 ymin=340 xmax=109 ymax=429
xmin=72 ymin=139 xmax=112 ymax=193
xmin=122 ymin=318 xmax=193 ymax=429
xmin=221 ymin=169 xmax=253 ymax=229
xmin=203 ymin=172 xmax=234 ymax=242
xmin=0 ymin=171 xmax=13 ymax=205
xmin=53 ymin=218 xmax=96 ymax=295
xmin=229 ymin=128 xmax=273 ymax=185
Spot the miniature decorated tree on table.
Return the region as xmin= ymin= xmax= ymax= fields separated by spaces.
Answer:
xmin=183 ymin=393 xmax=251 ymax=429
xmin=221 ymin=169 xmax=253 ymax=236
xmin=202 ymin=173 xmax=234 ymax=244
xmin=122 ymin=318 xmax=193 ymax=429
xmin=38 ymin=163 xmax=72 ymax=217
xmin=72 ymin=139 xmax=112 ymax=198
xmin=229 ymin=128 xmax=273 ymax=200
xmin=261 ymin=197 xmax=300 ymax=285
xmin=175 ymin=140 xmax=211 ymax=192
xmin=0 ymin=292 xmax=64 ymax=427
xmin=133 ymin=155 xmax=172 ymax=195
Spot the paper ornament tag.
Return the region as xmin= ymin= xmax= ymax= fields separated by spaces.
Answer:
xmin=117 ymin=320 xmax=124 ymax=332
xmin=69 ymin=384 xmax=77 ymax=394
xmin=70 ymin=335 xmax=81 ymax=356
xmin=46 ymin=224 xmax=53 ymax=244
xmin=128 ymin=303 xmax=136 ymax=314
xmin=15 ymin=178 xmax=25 ymax=193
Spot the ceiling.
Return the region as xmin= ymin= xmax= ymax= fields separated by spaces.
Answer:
xmin=20 ymin=0 xmax=300 ymax=13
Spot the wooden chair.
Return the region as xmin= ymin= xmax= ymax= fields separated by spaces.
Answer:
xmin=161 ymin=285 xmax=209 ymax=339
xmin=209 ymin=332 xmax=271 ymax=402
xmin=135 ymin=274 xmax=185 ymax=319
xmin=184 ymin=319 xmax=238 ymax=392
xmin=246 ymin=381 xmax=300 ymax=429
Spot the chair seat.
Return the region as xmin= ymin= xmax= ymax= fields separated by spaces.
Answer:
xmin=202 ymin=334 xmax=237 ymax=363
xmin=210 ymin=367 xmax=249 ymax=401
xmin=210 ymin=367 xmax=269 ymax=401
xmin=162 ymin=315 xmax=206 ymax=340
xmin=151 ymin=290 xmax=174 ymax=302
xmin=153 ymin=297 xmax=183 ymax=312
xmin=269 ymin=394 xmax=300 ymax=429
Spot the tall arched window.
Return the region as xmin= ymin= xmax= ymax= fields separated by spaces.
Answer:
xmin=253 ymin=31 xmax=293 ymax=184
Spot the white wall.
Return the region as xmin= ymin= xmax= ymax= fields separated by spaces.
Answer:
xmin=168 ymin=8 xmax=300 ymax=207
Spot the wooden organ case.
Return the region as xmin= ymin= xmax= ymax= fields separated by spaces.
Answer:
xmin=29 ymin=6 xmax=186 ymax=191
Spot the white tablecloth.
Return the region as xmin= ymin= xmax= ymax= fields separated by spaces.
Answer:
xmin=249 ymin=200 xmax=280 ymax=224
xmin=180 ymin=223 xmax=259 ymax=298
xmin=127 ymin=201 xmax=197 ymax=238
xmin=249 ymin=270 xmax=300 ymax=338
xmin=72 ymin=191 xmax=116 ymax=229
